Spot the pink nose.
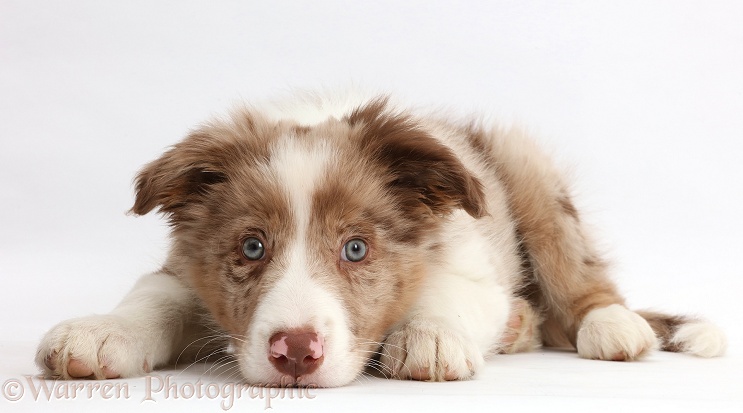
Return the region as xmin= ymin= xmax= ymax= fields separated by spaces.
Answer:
xmin=269 ymin=330 xmax=324 ymax=378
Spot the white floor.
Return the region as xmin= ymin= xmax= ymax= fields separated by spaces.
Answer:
xmin=2 ymin=341 xmax=740 ymax=412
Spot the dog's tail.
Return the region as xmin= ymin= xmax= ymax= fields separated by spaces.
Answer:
xmin=637 ymin=310 xmax=727 ymax=357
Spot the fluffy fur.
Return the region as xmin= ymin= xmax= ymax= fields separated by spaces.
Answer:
xmin=36 ymin=91 xmax=726 ymax=386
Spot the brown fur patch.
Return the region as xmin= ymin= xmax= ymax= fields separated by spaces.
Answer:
xmin=347 ymin=98 xmax=487 ymax=219
xmin=463 ymin=124 xmax=499 ymax=174
xmin=131 ymin=111 xmax=275 ymax=220
xmin=637 ymin=311 xmax=690 ymax=352
xmin=480 ymin=127 xmax=625 ymax=344
xmin=557 ymin=196 xmax=579 ymax=221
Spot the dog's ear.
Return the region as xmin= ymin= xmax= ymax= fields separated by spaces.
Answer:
xmin=348 ymin=98 xmax=487 ymax=219
xmin=130 ymin=129 xmax=229 ymax=216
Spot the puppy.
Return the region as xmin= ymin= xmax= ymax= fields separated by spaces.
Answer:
xmin=36 ymin=91 xmax=727 ymax=386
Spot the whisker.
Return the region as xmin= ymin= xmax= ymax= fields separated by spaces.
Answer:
xmin=202 ymin=356 xmax=238 ymax=377
xmin=364 ymin=360 xmax=391 ymax=379
xmin=351 ymin=338 xmax=415 ymax=379
xmin=174 ymin=333 xmax=230 ymax=368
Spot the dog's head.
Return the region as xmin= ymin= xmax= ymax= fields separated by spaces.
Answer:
xmin=131 ymin=98 xmax=485 ymax=386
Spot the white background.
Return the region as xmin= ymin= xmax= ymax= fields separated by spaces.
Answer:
xmin=1 ymin=1 xmax=741 ymax=412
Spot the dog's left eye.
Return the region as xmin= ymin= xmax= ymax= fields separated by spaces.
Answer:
xmin=241 ymin=237 xmax=265 ymax=261
xmin=342 ymin=239 xmax=368 ymax=262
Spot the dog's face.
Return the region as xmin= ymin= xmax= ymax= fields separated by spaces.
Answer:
xmin=131 ymin=99 xmax=485 ymax=386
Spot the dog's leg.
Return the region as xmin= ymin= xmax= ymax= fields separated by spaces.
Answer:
xmin=487 ymin=127 xmax=657 ymax=361
xmin=379 ymin=211 xmax=532 ymax=381
xmin=378 ymin=275 xmax=501 ymax=381
xmin=36 ymin=271 xmax=200 ymax=379
xmin=379 ymin=296 xmax=543 ymax=381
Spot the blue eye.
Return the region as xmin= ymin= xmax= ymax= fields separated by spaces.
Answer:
xmin=241 ymin=237 xmax=265 ymax=261
xmin=342 ymin=239 xmax=368 ymax=262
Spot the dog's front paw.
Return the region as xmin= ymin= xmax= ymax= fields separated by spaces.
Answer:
xmin=379 ymin=318 xmax=481 ymax=381
xmin=577 ymin=304 xmax=658 ymax=361
xmin=36 ymin=315 xmax=153 ymax=379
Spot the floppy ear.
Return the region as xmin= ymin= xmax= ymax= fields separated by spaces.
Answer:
xmin=130 ymin=130 xmax=229 ymax=216
xmin=348 ymin=98 xmax=487 ymax=218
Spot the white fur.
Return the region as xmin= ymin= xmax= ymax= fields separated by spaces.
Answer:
xmin=577 ymin=304 xmax=658 ymax=360
xmin=670 ymin=321 xmax=727 ymax=358
xmin=261 ymin=86 xmax=386 ymax=126
xmin=270 ymin=135 xmax=335 ymax=228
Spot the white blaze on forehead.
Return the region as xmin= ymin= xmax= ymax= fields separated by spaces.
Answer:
xmin=269 ymin=135 xmax=335 ymax=233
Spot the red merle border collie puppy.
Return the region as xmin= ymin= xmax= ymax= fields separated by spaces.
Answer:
xmin=36 ymin=91 xmax=726 ymax=386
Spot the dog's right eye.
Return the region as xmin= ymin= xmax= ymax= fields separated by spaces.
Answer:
xmin=342 ymin=238 xmax=368 ymax=263
xmin=241 ymin=237 xmax=265 ymax=261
